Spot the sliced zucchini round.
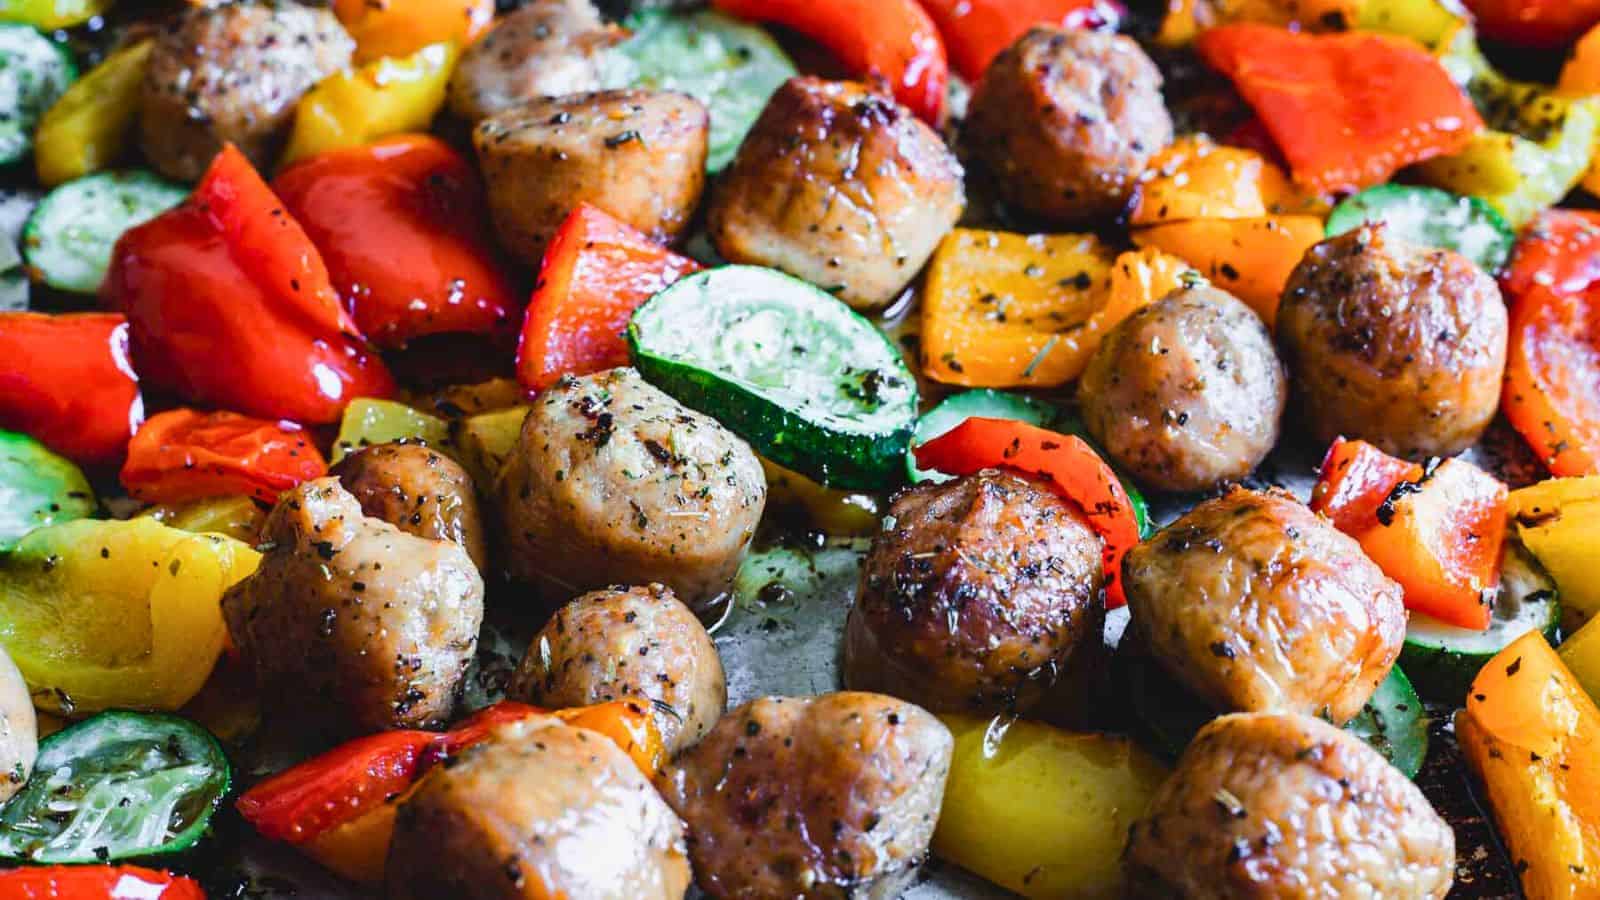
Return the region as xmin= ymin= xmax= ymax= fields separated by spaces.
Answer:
xmin=0 ymin=429 xmax=95 ymax=551
xmin=0 ymin=710 xmax=230 ymax=863
xmin=0 ymin=25 xmax=76 ymax=166
xmin=629 ymin=265 xmax=919 ymax=490
xmin=23 ymin=170 xmax=189 ymax=294
xmin=1343 ymin=665 xmax=1429 ymax=780
xmin=1325 ymin=183 xmax=1515 ymax=274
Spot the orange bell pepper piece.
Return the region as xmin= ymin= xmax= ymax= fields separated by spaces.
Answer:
xmin=1130 ymin=215 xmax=1324 ymax=327
xmin=121 ymin=409 xmax=327 ymax=506
xmin=1129 ymin=135 xmax=1321 ymax=225
xmin=1197 ymin=24 xmax=1482 ymax=195
xmin=332 ymin=0 xmax=494 ymax=64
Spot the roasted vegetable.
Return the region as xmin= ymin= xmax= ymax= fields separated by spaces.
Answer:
xmin=138 ymin=494 xmax=266 ymax=545
xmin=280 ymin=43 xmax=460 ymax=168
xmin=33 ymin=39 xmax=153 ymax=187
xmin=122 ymin=409 xmax=327 ymax=506
xmin=1509 ymin=475 xmax=1600 ymax=627
xmin=453 ymin=404 xmax=529 ymax=489
xmin=331 ymin=0 xmax=493 ymax=63
xmin=0 ymin=312 xmax=142 ymax=467
xmin=0 ymin=429 xmax=94 ymax=552
xmin=331 ymin=398 xmax=451 ymax=463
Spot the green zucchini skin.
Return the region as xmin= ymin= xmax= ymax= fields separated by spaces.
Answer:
xmin=629 ymin=265 xmax=918 ymax=491
xmin=1325 ymin=183 xmax=1515 ymax=274
xmin=0 ymin=429 xmax=95 ymax=551
xmin=0 ymin=24 xmax=76 ymax=166
xmin=0 ymin=710 xmax=230 ymax=864
xmin=23 ymin=170 xmax=189 ymax=294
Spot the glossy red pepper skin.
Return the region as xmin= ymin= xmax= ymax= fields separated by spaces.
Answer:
xmin=104 ymin=145 xmax=395 ymax=425
xmin=0 ymin=311 xmax=143 ymax=467
xmin=913 ymin=417 xmax=1141 ymax=608
xmin=1466 ymin=0 xmax=1600 ymax=48
xmin=1197 ymin=24 xmax=1482 ymax=195
xmin=917 ymin=0 xmax=1121 ymax=81
xmin=0 ymin=866 xmax=205 ymax=900
xmin=713 ymin=0 xmax=948 ymax=124
xmin=274 ymin=135 xmax=518 ymax=350
xmin=121 ymin=408 xmax=328 ymax=505
xmin=516 ymin=203 xmax=701 ymax=393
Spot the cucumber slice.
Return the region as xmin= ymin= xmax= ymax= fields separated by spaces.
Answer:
xmin=614 ymin=9 xmax=797 ymax=171
xmin=0 ymin=25 xmax=76 ymax=166
xmin=629 ymin=265 xmax=919 ymax=490
xmin=1325 ymin=184 xmax=1515 ymax=274
xmin=1400 ymin=540 xmax=1561 ymax=702
xmin=1343 ymin=665 xmax=1429 ymax=780
xmin=0 ymin=710 xmax=230 ymax=863
xmin=0 ymin=429 xmax=95 ymax=551
xmin=907 ymin=390 xmax=1056 ymax=483
xmin=23 ymin=170 xmax=189 ymax=294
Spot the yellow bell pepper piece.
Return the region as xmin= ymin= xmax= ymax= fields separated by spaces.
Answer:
xmin=933 ymin=715 xmax=1170 ymax=899
xmin=331 ymin=397 xmax=453 ymax=463
xmin=1457 ymin=632 xmax=1600 ymax=900
xmin=457 ymin=405 xmax=531 ymax=489
xmin=33 ymin=38 xmax=152 ymax=187
xmin=0 ymin=0 xmax=112 ymax=30
xmin=761 ymin=458 xmax=881 ymax=538
xmin=1131 ymin=215 xmax=1325 ymax=328
xmin=280 ymin=41 xmax=459 ymax=169
xmin=920 ymin=231 xmax=1191 ymax=389
xmin=1560 ymin=617 xmax=1600 ymax=708
xmin=1508 ymin=476 xmax=1600 ymax=629
xmin=138 ymin=494 xmax=266 ymax=545
xmin=1357 ymin=0 xmax=1468 ymax=47
xmin=0 ymin=518 xmax=260 ymax=715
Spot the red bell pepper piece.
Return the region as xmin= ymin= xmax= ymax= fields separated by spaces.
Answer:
xmin=1500 ymin=210 xmax=1600 ymax=476
xmin=0 ymin=866 xmax=204 ymax=900
xmin=121 ymin=409 xmax=328 ymax=506
xmin=917 ymin=0 xmax=1121 ymax=81
xmin=1311 ymin=438 xmax=1507 ymax=630
xmin=105 ymin=145 xmax=395 ymax=425
xmin=712 ymin=0 xmax=948 ymax=124
xmin=274 ymin=135 xmax=518 ymax=350
xmin=237 ymin=728 xmax=437 ymax=844
xmin=913 ymin=417 xmax=1141 ymax=608
xmin=516 ymin=203 xmax=701 ymax=393
xmin=0 ymin=312 xmax=143 ymax=467
xmin=1197 ymin=24 xmax=1482 ymax=195
xmin=1466 ymin=0 xmax=1600 ymax=48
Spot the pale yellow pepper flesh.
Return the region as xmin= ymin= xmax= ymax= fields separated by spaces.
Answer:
xmin=1508 ymin=476 xmax=1600 ymax=630
xmin=280 ymin=41 xmax=459 ymax=169
xmin=33 ymin=39 xmax=153 ymax=187
xmin=331 ymin=397 xmax=453 ymax=463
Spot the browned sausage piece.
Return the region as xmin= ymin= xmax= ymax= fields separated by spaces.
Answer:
xmin=141 ymin=1 xmax=354 ymax=182
xmin=1276 ymin=224 xmax=1509 ymax=459
xmin=963 ymin=27 xmax=1172 ymax=225
xmin=1123 ymin=488 xmax=1404 ymax=725
xmin=658 ymin=693 xmax=952 ymax=899
xmin=707 ymin=77 xmax=965 ymax=311
xmin=222 ymin=478 xmax=483 ymax=735
xmin=845 ymin=471 xmax=1104 ymax=715
xmin=1124 ymin=712 xmax=1455 ymax=899
xmin=447 ymin=0 xmax=627 ymax=122
xmin=1079 ymin=285 xmax=1287 ymax=493
xmin=330 ymin=442 xmax=488 ymax=573
xmin=387 ymin=717 xmax=691 ymax=900
xmin=497 ymin=368 xmax=766 ymax=614
xmin=509 ymin=584 xmax=726 ymax=754
xmin=474 ymin=90 xmax=708 ymax=265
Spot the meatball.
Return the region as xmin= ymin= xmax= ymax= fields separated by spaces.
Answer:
xmin=845 ymin=471 xmax=1104 ymax=715
xmin=447 ymin=0 xmax=627 ymax=122
xmin=659 ymin=693 xmax=952 ymax=898
xmin=141 ymin=1 xmax=354 ymax=181
xmin=1277 ymin=224 xmax=1509 ymax=458
xmin=497 ymin=368 xmax=766 ymax=614
xmin=387 ymin=717 xmax=690 ymax=900
xmin=707 ymin=77 xmax=965 ymax=310
xmin=222 ymin=478 xmax=483 ymax=734
xmin=330 ymin=442 xmax=487 ymax=573
xmin=509 ymin=584 xmax=726 ymax=754
xmin=1124 ymin=488 xmax=1404 ymax=724
xmin=474 ymin=90 xmax=708 ymax=265
xmin=963 ymin=27 xmax=1172 ymax=224
xmin=1124 ymin=712 xmax=1455 ymax=898
xmin=1079 ymin=285 xmax=1287 ymax=493
xmin=0 ymin=646 xmax=36 ymax=802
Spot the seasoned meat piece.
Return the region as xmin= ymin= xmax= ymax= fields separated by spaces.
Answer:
xmin=1124 ymin=488 xmax=1404 ymax=724
xmin=1277 ymin=224 xmax=1509 ymax=458
xmin=510 ymin=584 xmax=726 ymax=753
xmin=447 ymin=0 xmax=627 ymax=122
xmin=222 ymin=478 xmax=483 ymax=734
xmin=141 ymin=1 xmax=354 ymax=182
xmin=0 ymin=646 xmax=35 ymax=803
xmin=963 ymin=27 xmax=1172 ymax=224
xmin=1124 ymin=712 xmax=1455 ymax=898
xmin=387 ymin=717 xmax=690 ymax=900
xmin=474 ymin=90 xmax=708 ymax=264
xmin=1078 ymin=285 xmax=1287 ymax=492
xmin=707 ymin=77 xmax=965 ymax=310
xmin=845 ymin=471 xmax=1104 ymax=715
xmin=331 ymin=441 xmax=487 ymax=573
xmin=497 ymin=368 xmax=765 ymax=614
xmin=659 ymin=693 xmax=952 ymax=899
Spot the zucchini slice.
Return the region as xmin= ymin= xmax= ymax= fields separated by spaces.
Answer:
xmin=0 ymin=429 xmax=95 ymax=551
xmin=0 ymin=710 xmax=230 ymax=863
xmin=1400 ymin=539 xmax=1561 ymax=702
xmin=629 ymin=265 xmax=919 ymax=490
xmin=0 ymin=24 xmax=76 ymax=166
xmin=1325 ymin=183 xmax=1515 ymax=274
xmin=1343 ymin=665 xmax=1429 ymax=780
xmin=23 ymin=170 xmax=188 ymax=294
